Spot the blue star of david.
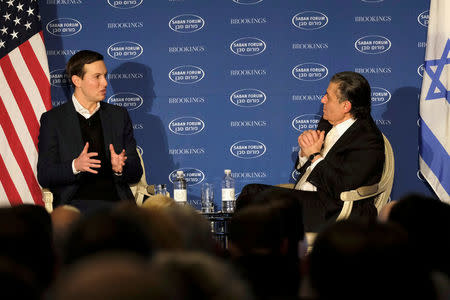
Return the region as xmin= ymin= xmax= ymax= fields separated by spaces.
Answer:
xmin=424 ymin=38 xmax=450 ymax=103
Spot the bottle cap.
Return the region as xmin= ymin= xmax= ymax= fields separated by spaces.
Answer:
xmin=224 ymin=169 xmax=231 ymax=174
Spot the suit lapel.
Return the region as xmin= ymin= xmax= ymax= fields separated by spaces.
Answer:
xmin=62 ymin=101 xmax=84 ymax=158
xmin=99 ymin=103 xmax=113 ymax=159
xmin=325 ymin=119 xmax=361 ymax=156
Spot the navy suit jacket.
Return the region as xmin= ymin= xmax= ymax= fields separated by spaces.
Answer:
xmin=37 ymin=100 xmax=143 ymax=206
xmin=295 ymin=117 xmax=385 ymax=216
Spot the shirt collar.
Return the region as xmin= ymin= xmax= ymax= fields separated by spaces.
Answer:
xmin=333 ymin=117 xmax=356 ymax=138
xmin=72 ymin=94 xmax=100 ymax=119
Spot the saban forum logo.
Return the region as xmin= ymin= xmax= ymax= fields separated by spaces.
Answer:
xmin=46 ymin=18 xmax=82 ymax=36
xmin=230 ymin=37 xmax=266 ymax=56
xmin=291 ymin=169 xmax=300 ymax=181
xmin=292 ymin=11 xmax=328 ymax=30
xmin=416 ymin=170 xmax=426 ymax=182
xmin=107 ymin=42 xmax=143 ymax=60
xmin=230 ymin=140 xmax=267 ymax=159
xmin=107 ymin=0 xmax=143 ymax=9
xmin=169 ymin=168 xmax=205 ymax=186
xmin=371 ymin=87 xmax=391 ymax=106
xmin=107 ymin=93 xmax=143 ymax=111
xmin=292 ymin=63 xmax=328 ymax=81
xmin=355 ymin=35 xmax=391 ymax=54
xmin=417 ymin=10 xmax=429 ymax=27
xmin=168 ymin=117 xmax=205 ymax=135
xmin=232 ymin=0 xmax=263 ymax=4
xmin=169 ymin=14 xmax=205 ymax=33
xmin=50 ymin=69 xmax=70 ymax=87
xmin=292 ymin=114 xmax=321 ymax=132
xmin=417 ymin=64 xmax=424 ymax=77
xmin=169 ymin=65 xmax=205 ymax=84
xmin=230 ymin=89 xmax=266 ymax=107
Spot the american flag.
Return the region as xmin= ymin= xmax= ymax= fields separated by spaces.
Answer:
xmin=0 ymin=0 xmax=51 ymax=206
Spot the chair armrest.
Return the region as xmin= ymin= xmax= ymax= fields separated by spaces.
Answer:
xmin=305 ymin=232 xmax=317 ymax=253
xmin=276 ymin=183 xmax=295 ymax=189
xmin=42 ymin=188 xmax=53 ymax=213
xmin=340 ymin=184 xmax=379 ymax=201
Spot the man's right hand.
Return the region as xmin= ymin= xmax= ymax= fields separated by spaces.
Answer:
xmin=298 ymin=130 xmax=325 ymax=157
xmin=74 ymin=142 xmax=101 ymax=174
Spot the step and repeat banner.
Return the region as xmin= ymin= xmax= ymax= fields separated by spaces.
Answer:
xmin=40 ymin=0 xmax=432 ymax=208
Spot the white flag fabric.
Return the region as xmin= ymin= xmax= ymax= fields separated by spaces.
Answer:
xmin=419 ymin=0 xmax=450 ymax=203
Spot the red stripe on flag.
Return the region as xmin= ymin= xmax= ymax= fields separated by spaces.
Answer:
xmin=0 ymin=154 xmax=22 ymax=206
xmin=19 ymin=40 xmax=52 ymax=111
xmin=0 ymin=96 xmax=43 ymax=206
xmin=0 ymin=56 xmax=40 ymax=150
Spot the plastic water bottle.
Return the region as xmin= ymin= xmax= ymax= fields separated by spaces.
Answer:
xmin=221 ymin=169 xmax=235 ymax=213
xmin=155 ymin=184 xmax=163 ymax=195
xmin=161 ymin=184 xmax=168 ymax=196
xmin=173 ymin=170 xmax=187 ymax=205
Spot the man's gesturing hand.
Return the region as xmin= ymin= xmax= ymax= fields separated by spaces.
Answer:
xmin=109 ymin=144 xmax=127 ymax=174
xmin=74 ymin=142 xmax=101 ymax=174
xmin=298 ymin=130 xmax=325 ymax=157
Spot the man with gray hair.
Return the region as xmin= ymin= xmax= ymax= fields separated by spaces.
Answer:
xmin=238 ymin=71 xmax=385 ymax=231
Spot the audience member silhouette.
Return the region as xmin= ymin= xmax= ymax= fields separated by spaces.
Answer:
xmin=50 ymin=253 xmax=157 ymax=300
xmin=0 ymin=205 xmax=55 ymax=295
xmin=1 ymin=191 xmax=446 ymax=300
xmin=114 ymin=202 xmax=184 ymax=251
xmin=141 ymin=194 xmax=176 ymax=210
xmin=51 ymin=205 xmax=81 ymax=262
xmin=377 ymin=199 xmax=396 ymax=222
xmin=63 ymin=209 xmax=153 ymax=265
xmin=387 ymin=194 xmax=450 ymax=299
xmin=229 ymin=189 xmax=305 ymax=300
xmin=387 ymin=193 xmax=450 ymax=277
xmin=309 ymin=218 xmax=436 ymax=300
xmin=0 ymin=257 xmax=40 ymax=300
xmin=162 ymin=205 xmax=215 ymax=253
xmin=149 ymin=251 xmax=254 ymax=300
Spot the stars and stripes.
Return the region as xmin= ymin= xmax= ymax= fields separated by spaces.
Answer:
xmin=0 ymin=0 xmax=51 ymax=206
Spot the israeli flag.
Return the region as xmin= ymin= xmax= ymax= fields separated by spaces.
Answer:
xmin=419 ymin=0 xmax=450 ymax=203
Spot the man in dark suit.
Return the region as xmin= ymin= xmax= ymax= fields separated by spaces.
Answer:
xmin=37 ymin=50 xmax=142 ymax=212
xmin=238 ymin=71 xmax=385 ymax=231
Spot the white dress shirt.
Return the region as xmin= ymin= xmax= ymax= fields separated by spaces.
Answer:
xmin=72 ymin=94 xmax=100 ymax=119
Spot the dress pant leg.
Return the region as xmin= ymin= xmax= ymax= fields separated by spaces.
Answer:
xmin=237 ymin=183 xmax=337 ymax=232
xmin=290 ymin=189 xmax=338 ymax=232
xmin=68 ymin=199 xmax=116 ymax=215
xmin=236 ymin=183 xmax=274 ymax=211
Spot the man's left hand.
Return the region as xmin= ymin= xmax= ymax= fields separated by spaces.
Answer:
xmin=109 ymin=144 xmax=127 ymax=174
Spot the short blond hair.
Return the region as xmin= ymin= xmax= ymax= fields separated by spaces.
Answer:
xmin=141 ymin=195 xmax=176 ymax=210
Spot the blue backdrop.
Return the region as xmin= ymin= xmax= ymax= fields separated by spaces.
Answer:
xmin=40 ymin=0 xmax=433 ymax=209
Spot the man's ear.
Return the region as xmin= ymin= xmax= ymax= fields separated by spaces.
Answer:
xmin=72 ymin=75 xmax=81 ymax=87
xmin=343 ymin=100 xmax=352 ymax=113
